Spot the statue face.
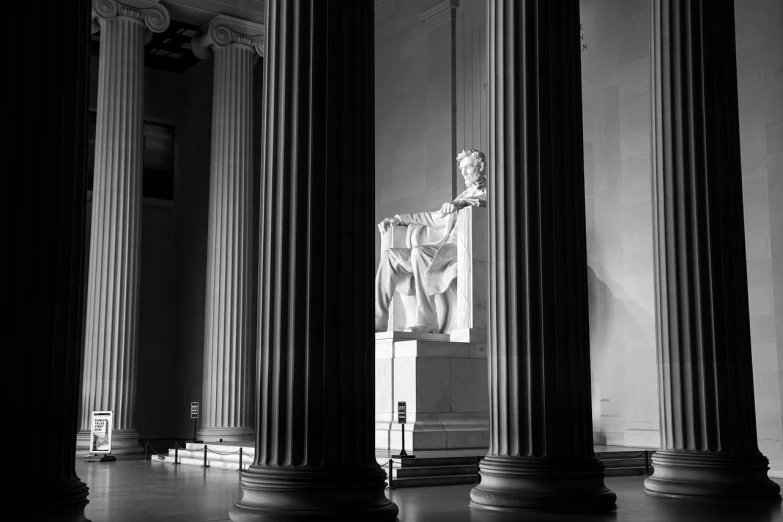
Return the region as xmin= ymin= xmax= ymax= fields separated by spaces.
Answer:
xmin=459 ymin=156 xmax=482 ymax=187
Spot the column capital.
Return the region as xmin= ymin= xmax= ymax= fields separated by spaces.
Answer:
xmin=191 ymin=14 xmax=264 ymax=60
xmin=92 ymin=0 xmax=170 ymax=34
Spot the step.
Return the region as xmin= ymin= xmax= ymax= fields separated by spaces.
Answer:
xmin=596 ymin=450 xmax=653 ymax=460
xmin=395 ymin=464 xmax=477 ymax=479
xmin=179 ymin=449 xmax=250 ymax=462
xmin=184 ymin=443 xmax=255 ymax=454
xmin=393 ymin=456 xmax=481 ymax=467
xmin=391 ymin=474 xmax=478 ymax=488
xmin=150 ymin=454 xmax=251 ymax=471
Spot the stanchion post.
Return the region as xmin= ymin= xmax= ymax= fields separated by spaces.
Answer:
xmin=644 ymin=450 xmax=649 ymax=475
xmin=237 ymin=447 xmax=243 ymax=473
xmin=388 ymin=459 xmax=393 ymax=490
xmin=145 ymin=442 xmax=149 ymax=461
xmin=202 ymin=445 xmax=209 ymax=468
xmin=174 ymin=443 xmax=180 ymax=465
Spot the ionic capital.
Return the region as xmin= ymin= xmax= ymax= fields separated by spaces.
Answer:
xmin=92 ymin=0 xmax=170 ymax=34
xmin=191 ymin=14 xmax=265 ymax=60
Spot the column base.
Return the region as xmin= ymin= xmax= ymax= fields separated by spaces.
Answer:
xmin=76 ymin=429 xmax=142 ymax=455
xmin=644 ymin=450 xmax=782 ymax=502
xmin=470 ymin=455 xmax=617 ymax=513
xmin=198 ymin=426 xmax=255 ymax=442
xmin=230 ymin=465 xmax=398 ymax=521
xmin=5 ymin=477 xmax=90 ymax=522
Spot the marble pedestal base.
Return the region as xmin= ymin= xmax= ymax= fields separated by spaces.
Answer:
xmin=75 ymin=428 xmax=142 ymax=456
xmin=230 ymin=466 xmax=396 ymax=521
xmin=198 ymin=426 xmax=255 ymax=443
xmin=375 ymin=332 xmax=489 ymax=451
xmin=470 ymin=456 xmax=617 ymax=512
xmin=644 ymin=450 xmax=781 ymax=501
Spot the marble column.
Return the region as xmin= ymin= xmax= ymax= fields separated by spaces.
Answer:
xmin=77 ymin=0 xmax=169 ymax=454
xmin=191 ymin=15 xmax=263 ymax=443
xmin=230 ymin=1 xmax=398 ymax=520
xmin=469 ymin=0 xmax=616 ymax=512
xmin=5 ymin=1 xmax=91 ymax=519
xmin=644 ymin=0 xmax=781 ymax=501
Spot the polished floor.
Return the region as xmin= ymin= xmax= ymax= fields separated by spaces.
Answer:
xmin=78 ymin=458 xmax=783 ymax=522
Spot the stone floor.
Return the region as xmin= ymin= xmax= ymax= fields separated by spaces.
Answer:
xmin=77 ymin=459 xmax=783 ymax=522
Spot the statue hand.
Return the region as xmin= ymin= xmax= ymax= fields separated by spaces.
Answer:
xmin=440 ymin=201 xmax=462 ymax=214
xmin=378 ymin=216 xmax=400 ymax=234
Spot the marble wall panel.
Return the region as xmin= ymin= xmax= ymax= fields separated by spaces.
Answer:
xmin=735 ymin=0 xmax=783 ymax=478
xmin=581 ymin=0 xmax=659 ymax=450
xmin=375 ymin=0 xmax=458 ymax=265
xmin=580 ymin=1 xmax=782 ymax=474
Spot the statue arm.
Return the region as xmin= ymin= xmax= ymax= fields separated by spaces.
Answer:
xmin=453 ymin=186 xmax=487 ymax=208
xmin=394 ymin=210 xmax=451 ymax=229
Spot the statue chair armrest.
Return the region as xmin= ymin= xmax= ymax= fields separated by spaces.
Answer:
xmin=379 ymin=224 xmax=409 ymax=255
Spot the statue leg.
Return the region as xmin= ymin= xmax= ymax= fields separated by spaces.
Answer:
xmin=408 ymin=245 xmax=439 ymax=331
xmin=375 ymin=248 xmax=413 ymax=332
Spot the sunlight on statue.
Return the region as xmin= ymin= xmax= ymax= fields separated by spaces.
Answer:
xmin=375 ymin=149 xmax=487 ymax=333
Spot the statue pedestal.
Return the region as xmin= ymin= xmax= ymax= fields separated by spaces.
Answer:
xmin=375 ymin=332 xmax=489 ymax=452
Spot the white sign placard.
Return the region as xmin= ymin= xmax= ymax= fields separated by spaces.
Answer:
xmin=90 ymin=411 xmax=113 ymax=454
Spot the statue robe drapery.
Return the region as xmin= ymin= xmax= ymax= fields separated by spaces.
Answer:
xmin=392 ymin=182 xmax=486 ymax=297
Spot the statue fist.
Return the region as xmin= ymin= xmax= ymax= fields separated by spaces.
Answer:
xmin=378 ymin=216 xmax=400 ymax=233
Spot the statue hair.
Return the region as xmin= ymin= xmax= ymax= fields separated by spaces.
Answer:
xmin=456 ymin=149 xmax=486 ymax=172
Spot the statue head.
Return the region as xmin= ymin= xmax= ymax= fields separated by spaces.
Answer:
xmin=456 ymin=149 xmax=486 ymax=188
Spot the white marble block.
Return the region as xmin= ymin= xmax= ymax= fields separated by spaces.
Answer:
xmin=375 ymin=332 xmax=489 ymax=451
xmin=452 ymin=205 xmax=488 ymax=341
xmin=379 ymin=225 xmax=412 ymax=333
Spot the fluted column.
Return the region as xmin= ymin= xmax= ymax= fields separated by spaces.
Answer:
xmin=191 ymin=15 xmax=263 ymax=443
xmin=644 ymin=0 xmax=781 ymax=501
xmin=469 ymin=0 xmax=615 ymax=512
xmin=4 ymin=1 xmax=91 ymax=519
xmin=229 ymin=1 xmax=397 ymax=521
xmin=77 ymin=0 xmax=170 ymax=454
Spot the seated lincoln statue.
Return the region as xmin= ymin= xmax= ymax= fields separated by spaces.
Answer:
xmin=375 ymin=149 xmax=487 ymax=334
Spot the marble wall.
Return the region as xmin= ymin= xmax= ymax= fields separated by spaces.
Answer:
xmin=374 ymin=0 xmax=458 ymax=265
xmin=580 ymin=0 xmax=659 ymax=449
xmin=455 ymin=0 xmax=488 ymax=193
xmin=579 ymin=0 xmax=783 ymax=473
xmin=734 ymin=0 xmax=783 ymax=476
